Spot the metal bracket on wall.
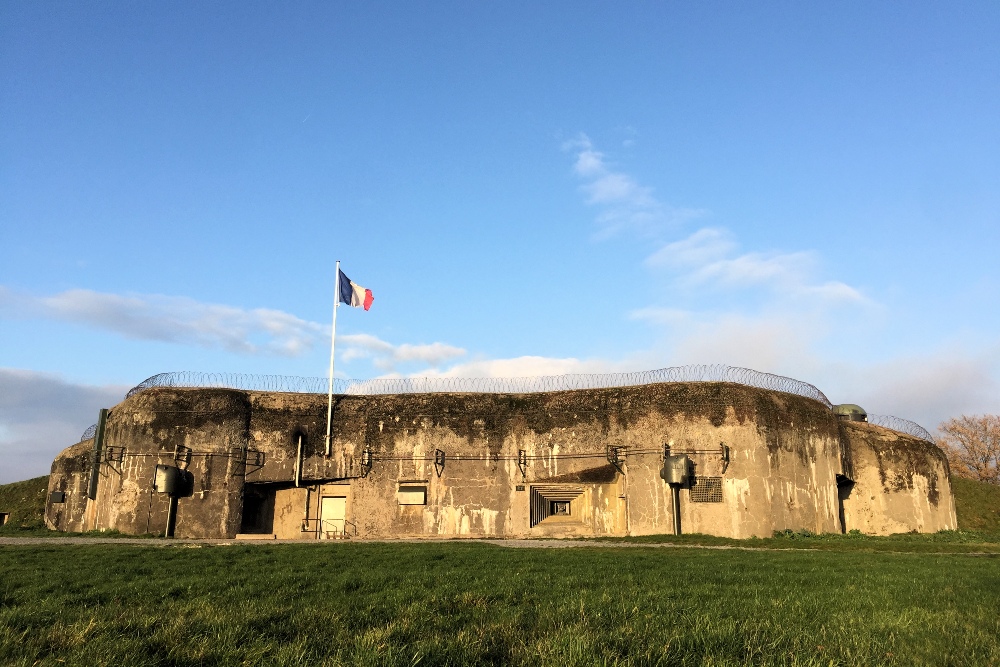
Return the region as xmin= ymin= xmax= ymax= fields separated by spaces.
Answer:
xmin=103 ymin=446 xmax=126 ymax=475
xmin=719 ymin=443 xmax=730 ymax=473
xmin=243 ymin=449 xmax=265 ymax=475
xmin=434 ymin=449 xmax=446 ymax=477
xmin=517 ymin=449 xmax=527 ymax=479
xmin=607 ymin=445 xmax=625 ymax=475
xmin=360 ymin=447 xmax=373 ymax=478
xmin=173 ymin=444 xmax=192 ymax=469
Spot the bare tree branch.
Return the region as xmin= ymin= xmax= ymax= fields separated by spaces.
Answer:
xmin=937 ymin=415 xmax=1000 ymax=484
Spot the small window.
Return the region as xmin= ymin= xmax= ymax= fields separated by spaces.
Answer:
xmin=50 ymin=491 xmax=66 ymax=504
xmin=690 ymin=477 xmax=723 ymax=503
xmin=397 ymin=485 xmax=427 ymax=505
xmin=550 ymin=500 xmax=571 ymax=515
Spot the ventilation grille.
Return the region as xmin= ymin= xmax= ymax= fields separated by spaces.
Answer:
xmin=690 ymin=477 xmax=723 ymax=503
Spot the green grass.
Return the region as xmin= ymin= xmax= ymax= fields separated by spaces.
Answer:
xmin=1 ymin=475 xmax=999 ymax=664
xmin=594 ymin=528 xmax=1000 ymax=553
xmin=1 ymin=542 xmax=998 ymax=666
xmin=0 ymin=476 xmax=48 ymax=532
xmin=952 ymin=476 xmax=1000 ymax=533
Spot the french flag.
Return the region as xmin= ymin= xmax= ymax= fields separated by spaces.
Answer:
xmin=338 ymin=268 xmax=374 ymax=310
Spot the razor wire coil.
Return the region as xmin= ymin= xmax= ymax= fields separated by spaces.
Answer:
xmin=866 ymin=414 xmax=936 ymax=443
xmin=117 ymin=366 xmax=935 ymax=443
xmin=125 ymin=365 xmax=834 ymax=405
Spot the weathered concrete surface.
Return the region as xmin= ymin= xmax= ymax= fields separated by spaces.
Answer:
xmin=45 ymin=440 xmax=92 ymax=533
xmin=45 ymin=382 xmax=957 ymax=539
xmin=838 ymin=421 xmax=957 ymax=533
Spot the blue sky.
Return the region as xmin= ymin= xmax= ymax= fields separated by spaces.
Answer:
xmin=2 ymin=2 xmax=999 ymax=482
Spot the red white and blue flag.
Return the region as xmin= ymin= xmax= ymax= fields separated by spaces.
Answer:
xmin=338 ymin=268 xmax=373 ymax=310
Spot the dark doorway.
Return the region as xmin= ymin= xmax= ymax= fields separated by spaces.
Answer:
xmin=836 ymin=474 xmax=855 ymax=534
xmin=241 ymin=484 xmax=277 ymax=534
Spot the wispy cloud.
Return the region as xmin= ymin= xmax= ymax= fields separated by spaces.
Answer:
xmin=0 ymin=287 xmax=469 ymax=367
xmin=562 ymin=137 xmax=868 ymax=306
xmin=414 ymin=355 xmax=626 ymax=379
xmin=1 ymin=287 xmax=324 ymax=355
xmin=340 ymin=333 xmax=466 ymax=371
xmin=644 ymin=227 xmax=867 ymax=303
xmin=628 ymin=303 xmax=1000 ymax=430
xmin=559 ymin=136 xmax=999 ymax=429
xmin=563 ymin=134 xmax=704 ymax=238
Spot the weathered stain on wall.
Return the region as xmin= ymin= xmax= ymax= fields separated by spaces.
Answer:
xmin=45 ymin=381 xmax=957 ymax=539
xmin=837 ymin=421 xmax=956 ymax=534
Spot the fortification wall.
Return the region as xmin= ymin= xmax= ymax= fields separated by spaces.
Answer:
xmin=838 ymin=421 xmax=957 ymax=533
xmin=45 ymin=440 xmax=92 ymax=533
xmin=45 ymin=382 xmax=956 ymax=538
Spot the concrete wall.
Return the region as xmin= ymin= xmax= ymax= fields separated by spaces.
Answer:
xmin=838 ymin=421 xmax=957 ymax=533
xmin=45 ymin=440 xmax=92 ymax=533
xmin=45 ymin=382 xmax=957 ymax=539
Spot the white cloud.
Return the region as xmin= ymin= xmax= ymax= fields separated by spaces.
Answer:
xmin=565 ymin=139 xmax=865 ymax=305
xmin=645 ymin=227 xmax=736 ymax=268
xmin=821 ymin=348 xmax=1000 ymax=431
xmin=0 ymin=368 xmax=127 ymax=483
xmin=628 ymin=307 xmax=693 ymax=327
xmin=644 ymin=227 xmax=867 ymax=304
xmin=339 ymin=333 xmax=466 ymax=371
xmin=626 ymin=305 xmax=1000 ymax=431
xmin=560 ymin=136 xmax=1000 ymax=430
xmin=2 ymin=286 xmax=471 ymax=376
xmin=693 ymin=250 xmax=813 ymax=287
xmin=564 ymin=133 xmax=705 ymax=238
xmin=416 ymin=355 xmax=625 ymax=379
xmin=663 ymin=312 xmax=827 ymax=377
xmin=2 ymin=287 xmax=324 ymax=356
xmin=800 ymin=281 xmax=867 ymax=303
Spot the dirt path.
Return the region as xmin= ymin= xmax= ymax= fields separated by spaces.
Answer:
xmin=0 ymin=536 xmax=735 ymax=549
xmin=1 ymin=535 xmax=997 ymax=555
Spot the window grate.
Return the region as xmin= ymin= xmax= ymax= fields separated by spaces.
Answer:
xmin=689 ymin=476 xmax=723 ymax=503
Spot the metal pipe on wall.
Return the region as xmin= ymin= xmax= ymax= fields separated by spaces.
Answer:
xmin=294 ymin=435 xmax=303 ymax=488
xmin=671 ymin=485 xmax=682 ymax=536
xmin=86 ymin=408 xmax=109 ymax=500
xmin=164 ymin=496 xmax=178 ymax=538
xmin=301 ymin=485 xmax=311 ymax=532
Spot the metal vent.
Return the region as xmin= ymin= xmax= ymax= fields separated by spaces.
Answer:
xmin=689 ymin=476 xmax=723 ymax=503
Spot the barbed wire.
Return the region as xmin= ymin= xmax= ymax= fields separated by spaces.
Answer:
xmin=114 ymin=367 xmax=936 ymax=444
xmin=125 ymin=365 xmax=834 ymax=406
xmin=80 ymin=423 xmax=97 ymax=442
xmin=866 ymin=415 xmax=936 ymax=443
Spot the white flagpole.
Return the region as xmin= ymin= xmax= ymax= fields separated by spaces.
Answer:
xmin=325 ymin=260 xmax=340 ymax=457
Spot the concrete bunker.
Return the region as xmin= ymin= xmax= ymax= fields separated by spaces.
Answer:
xmin=44 ymin=368 xmax=958 ymax=539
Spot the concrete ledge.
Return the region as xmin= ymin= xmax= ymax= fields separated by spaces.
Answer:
xmin=234 ymin=533 xmax=277 ymax=540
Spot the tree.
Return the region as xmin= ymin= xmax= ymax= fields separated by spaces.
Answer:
xmin=937 ymin=415 xmax=1000 ymax=485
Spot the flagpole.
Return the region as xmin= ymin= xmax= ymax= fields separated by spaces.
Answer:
xmin=325 ymin=260 xmax=340 ymax=457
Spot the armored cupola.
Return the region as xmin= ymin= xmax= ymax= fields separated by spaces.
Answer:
xmin=833 ymin=404 xmax=867 ymax=422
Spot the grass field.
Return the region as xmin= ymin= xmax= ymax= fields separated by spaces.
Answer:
xmin=0 ymin=475 xmax=48 ymax=532
xmin=2 ymin=476 xmax=998 ymax=665
xmin=1 ymin=541 xmax=998 ymax=666
xmin=952 ymin=476 xmax=1000 ymax=532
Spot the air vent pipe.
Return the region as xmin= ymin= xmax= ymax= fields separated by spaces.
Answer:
xmin=660 ymin=453 xmax=690 ymax=536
